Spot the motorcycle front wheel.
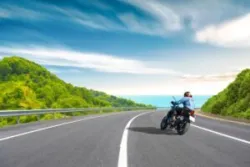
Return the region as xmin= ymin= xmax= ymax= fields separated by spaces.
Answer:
xmin=160 ymin=116 xmax=168 ymax=130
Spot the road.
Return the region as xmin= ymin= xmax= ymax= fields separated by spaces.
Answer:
xmin=0 ymin=111 xmax=250 ymax=167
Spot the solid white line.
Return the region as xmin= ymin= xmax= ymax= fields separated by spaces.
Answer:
xmin=192 ymin=124 xmax=250 ymax=145
xmin=118 ymin=112 xmax=150 ymax=167
xmin=0 ymin=112 xmax=124 ymax=142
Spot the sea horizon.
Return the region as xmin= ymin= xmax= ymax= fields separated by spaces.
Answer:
xmin=120 ymin=95 xmax=213 ymax=108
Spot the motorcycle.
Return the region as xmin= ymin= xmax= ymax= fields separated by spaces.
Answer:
xmin=160 ymin=98 xmax=196 ymax=135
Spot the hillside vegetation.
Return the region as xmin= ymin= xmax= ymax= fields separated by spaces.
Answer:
xmin=0 ymin=56 xmax=152 ymax=127
xmin=0 ymin=56 xmax=149 ymax=110
xmin=202 ymin=69 xmax=250 ymax=119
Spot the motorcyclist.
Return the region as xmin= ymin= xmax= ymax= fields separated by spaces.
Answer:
xmin=167 ymin=91 xmax=195 ymax=120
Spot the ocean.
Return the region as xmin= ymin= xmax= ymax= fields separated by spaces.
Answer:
xmin=122 ymin=95 xmax=212 ymax=108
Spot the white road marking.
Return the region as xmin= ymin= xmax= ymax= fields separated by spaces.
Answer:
xmin=192 ymin=124 xmax=250 ymax=145
xmin=118 ymin=112 xmax=150 ymax=167
xmin=0 ymin=112 xmax=129 ymax=142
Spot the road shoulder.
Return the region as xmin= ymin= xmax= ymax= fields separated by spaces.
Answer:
xmin=195 ymin=109 xmax=250 ymax=126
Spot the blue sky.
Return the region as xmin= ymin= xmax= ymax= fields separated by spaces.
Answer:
xmin=1 ymin=0 xmax=250 ymax=95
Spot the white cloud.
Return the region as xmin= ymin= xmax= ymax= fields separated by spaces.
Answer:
xmin=0 ymin=5 xmax=45 ymax=20
xmin=96 ymin=79 xmax=231 ymax=96
xmin=54 ymin=7 xmax=123 ymax=31
xmin=48 ymin=1 xmax=182 ymax=35
xmin=55 ymin=6 xmax=168 ymax=35
xmin=121 ymin=0 xmax=182 ymax=32
xmin=51 ymin=1 xmax=182 ymax=35
xmin=0 ymin=46 xmax=179 ymax=75
xmin=170 ymin=0 xmax=246 ymax=30
xmin=195 ymin=13 xmax=250 ymax=47
xmin=120 ymin=0 xmax=248 ymax=35
xmin=79 ymin=0 xmax=113 ymax=11
xmin=0 ymin=8 xmax=10 ymax=18
xmin=0 ymin=1 xmax=179 ymax=36
xmin=2 ymin=0 xmax=248 ymax=38
xmin=118 ymin=13 xmax=165 ymax=35
xmin=48 ymin=68 xmax=62 ymax=74
xmin=48 ymin=68 xmax=81 ymax=74
xmin=181 ymin=72 xmax=237 ymax=82
xmin=68 ymin=69 xmax=81 ymax=73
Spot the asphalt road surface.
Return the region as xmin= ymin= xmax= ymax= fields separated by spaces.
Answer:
xmin=0 ymin=110 xmax=250 ymax=167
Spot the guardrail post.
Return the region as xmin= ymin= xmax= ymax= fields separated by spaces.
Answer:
xmin=17 ymin=116 xmax=20 ymax=124
xmin=37 ymin=114 xmax=40 ymax=121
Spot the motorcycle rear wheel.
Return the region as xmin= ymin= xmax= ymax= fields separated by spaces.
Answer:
xmin=177 ymin=122 xmax=190 ymax=135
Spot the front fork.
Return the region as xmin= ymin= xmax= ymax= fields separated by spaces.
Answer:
xmin=167 ymin=110 xmax=179 ymax=128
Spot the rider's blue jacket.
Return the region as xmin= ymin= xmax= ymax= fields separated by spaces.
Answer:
xmin=176 ymin=97 xmax=195 ymax=110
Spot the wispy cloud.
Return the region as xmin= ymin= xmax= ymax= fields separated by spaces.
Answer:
xmin=170 ymin=0 xmax=247 ymax=30
xmin=195 ymin=13 xmax=250 ymax=48
xmin=120 ymin=0 xmax=248 ymax=35
xmin=79 ymin=0 xmax=114 ymax=11
xmin=50 ymin=0 xmax=182 ymax=35
xmin=121 ymin=0 xmax=182 ymax=32
xmin=118 ymin=13 xmax=165 ymax=35
xmin=0 ymin=46 xmax=179 ymax=75
xmin=1 ymin=0 xmax=248 ymax=38
xmin=48 ymin=68 xmax=81 ymax=74
xmin=181 ymin=72 xmax=238 ymax=82
xmin=48 ymin=68 xmax=62 ymax=74
xmin=55 ymin=7 xmax=124 ymax=31
xmin=0 ymin=8 xmax=10 ymax=18
xmin=0 ymin=5 xmax=45 ymax=20
xmin=68 ymin=69 xmax=81 ymax=73
xmin=53 ymin=5 xmax=167 ymax=35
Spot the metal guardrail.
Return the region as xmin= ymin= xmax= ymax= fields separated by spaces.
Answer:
xmin=0 ymin=107 xmax=156 ymax=124
xmin=0 ymin=106 xmax=199 ymax=117
xmin=0 ymin=107 xmax=202 ymax=126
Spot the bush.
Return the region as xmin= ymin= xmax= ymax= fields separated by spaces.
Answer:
xmin=202 ymin=69 xmax=250 ymax=119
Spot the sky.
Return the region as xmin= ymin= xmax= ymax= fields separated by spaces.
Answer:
xmin=0 ymin=0 xmax=250 ymax=95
